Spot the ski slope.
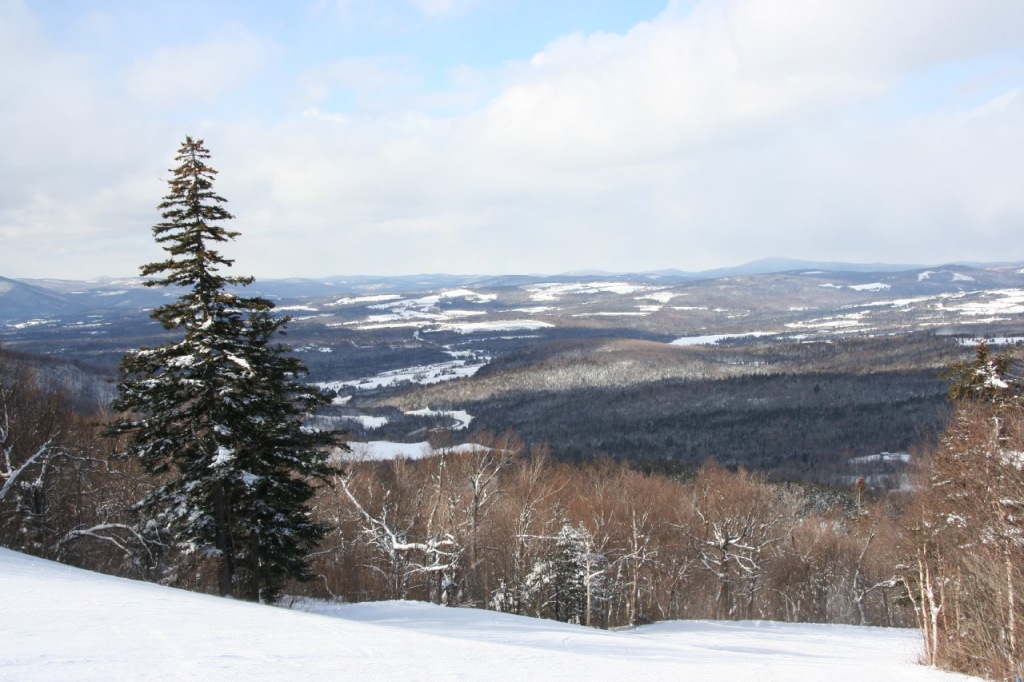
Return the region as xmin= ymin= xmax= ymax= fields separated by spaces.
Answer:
xmin=0 ymin=548 xmax=979 ymax=681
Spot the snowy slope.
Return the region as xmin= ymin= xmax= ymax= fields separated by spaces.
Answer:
xmin=0 ymin=548 xmax=979 ymax=681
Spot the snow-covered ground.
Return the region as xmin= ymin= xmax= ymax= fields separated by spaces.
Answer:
xmin=671 ymin=332 xmax=774 ymax=346
xmin=343 ymin=441 xmax=487 ymax=460
xmin=318 ymin=357 xmax=486 ymax=391
xmin=0 ymin=548 xmax=980 ymax=681
xmin=337 ymin=415 xmax=391 ymax=429
xmin=405 ymin=407 xmax=473 ymax=430
xmin=346 ymin=440 xmax=435 ymax=460
xmin=525 ymin=281 xmax=654 ymax=301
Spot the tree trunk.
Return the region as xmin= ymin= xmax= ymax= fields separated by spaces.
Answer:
xmin=214 ymin=479 xmax=234 ymax=597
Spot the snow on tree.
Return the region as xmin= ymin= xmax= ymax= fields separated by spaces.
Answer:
xmin=109 ymin=137 xmax=340 ymax=602
xmin=898 ymin=340 xmax=1024 ymax=678
xmin=944 ymin=340 xmax=1019 ymax=404
xmin=0 ymin=363 xmax=59 ymax=547
xmin=522 ymin=521 xmax=612 ymax=625
xmin=903 ymin=400 xmax=1024 ymax=677
xmin=337 ymin=461 xmax=462 ymax=600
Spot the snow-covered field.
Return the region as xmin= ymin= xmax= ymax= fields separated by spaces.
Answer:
xmin=671 ymin=332 xmax=774 ymax=346
xmin=344 ymin=441 xmax=487 ymax=460
xmin=0 ymin=548 xmax=979 ymax=681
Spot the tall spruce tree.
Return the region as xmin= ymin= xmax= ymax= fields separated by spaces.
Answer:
xmin=110 ymin=136 xmax=339 ymax=601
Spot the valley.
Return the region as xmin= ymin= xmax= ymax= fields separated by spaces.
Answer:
xmin=4 ymin=260 xmax=1024 ymax=488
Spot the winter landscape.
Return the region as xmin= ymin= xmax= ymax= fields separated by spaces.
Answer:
xmin=5 ymin=2 xmax=1024 ymax=680
xmin=0 ymin=548 xmax=978 ymax=681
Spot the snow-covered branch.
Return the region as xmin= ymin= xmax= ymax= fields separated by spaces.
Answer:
xmin=56 ymin=523 xmax=156 ymax=565
xmin=0 ymin=438 xmax=54 ymax=504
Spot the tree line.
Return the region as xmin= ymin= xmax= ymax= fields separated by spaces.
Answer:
xmin=313 ymin=436 xmax=910 ymax=629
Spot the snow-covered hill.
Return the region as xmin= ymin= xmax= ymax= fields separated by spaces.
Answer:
xmin=0 ymin=548 xmax=979 ymax=681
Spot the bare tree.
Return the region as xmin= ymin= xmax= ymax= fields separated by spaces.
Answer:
xmin=904 ymin=402 xmax=1024 ymax=678
xmin=684 ymin=462 xmax=796 ymax=620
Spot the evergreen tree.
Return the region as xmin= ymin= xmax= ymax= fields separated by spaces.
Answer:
xmin=521 ymin=522 xmax=609 ymax=625
xmin=943 ymin=340 xmax=1019 ymax=404
xmin=109 ymin=136 xmax=339 ymax=601
xmin=550 ymin=523 xmax=589 ymax=624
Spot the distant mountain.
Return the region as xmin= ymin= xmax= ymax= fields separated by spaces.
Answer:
xmin=0 ymin=276 xmax=83 ymax=320
xmin=5 ymin=257 xmax=1023 ymax=324
xmin=682 ymin=257 xmax=930 ymax=279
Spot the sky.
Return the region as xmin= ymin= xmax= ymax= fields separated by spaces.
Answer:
xmin=2 ymin=0 xmax=1024 ymax=280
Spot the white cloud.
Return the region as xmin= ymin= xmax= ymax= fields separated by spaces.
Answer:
xmin=4 ymin=1 xmax=1024 ymax=279
xmin=469 ymin=0 xmax=1024 ymax=167
xmin=125 ymin=29 xmax=276 ymax=107
xmin=409 ymin=0 xmax=472 ymax=18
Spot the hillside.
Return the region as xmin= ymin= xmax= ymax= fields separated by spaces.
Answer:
xmin=0 ymin=548 xmax=979 ymax=681
xmin=3 ymin=261 xmax=1023 ymax=484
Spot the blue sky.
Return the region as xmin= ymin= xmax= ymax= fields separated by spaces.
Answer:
xmin=3 ymin=0 xmax=1024 ymax=279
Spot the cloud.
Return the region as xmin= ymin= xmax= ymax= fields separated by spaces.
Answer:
xmin=313 ymin=0 xmax=474 ymax=27
xmin=470 ymin=0 xmax=1024 ymax=166
xmin=409 ymin=0 xmax=473 ymax=19
xmin=299 ymin=54 xmax=425 ymax=113
xmin=125 ymin=28 xmax=276 ymax=107
xmin=3 ymin=0 xmax=1024 ymax=279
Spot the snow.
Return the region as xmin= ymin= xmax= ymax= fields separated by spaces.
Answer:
xmin=167 ymin=354 xmax=197 ymax=368
xmin=985 ymin=373 xmax=1010 ymax=390
xmin=7 ymin=318 xmax=56 ymax=329
xmin=439 ymin=288 xmax=497 ymax=302
xmin=346 ymin=441 xmax=433 ymax=460
xmin=959 ymin=337 xmax=1024 ymax=346
xmin=434 ymin=319 xmax=554 ymax=333
xmin=950 ymin=289 xmax=1024 ymax=316
xmin=636 ymin=290 xmax=676 ymax=303
xmin=859 ymin=295 xmax=935 ymax=308
xmin=0 ymin=548 xmax=980 ymax=681
xmin=295 ymin=344 xmax=333 ymax=353
xmin=335 ymin=288 xmax=544 ymax=332
xmin=343 ymin=441 xmax=486 ymax=461
xmin=275 ymin=305 xmax=318 ymax=312
xmin=226 ymin=353 xmax=252 ymax=372
xmin=786 ymin=311 xmax=869 ymax=331
xmin=212 ymin=445 xmax=235 ymax=466
xmin=848 ymin=452 xmax=912 ymax=465
xmin=510 ymin=306 xmax=556 ymax=313
xmin=525 ymin=281 xmax=652 ymax=301
xmin=338 ymin=415 xmax=390 ymax=429
xmin=318 ymin=357 xmax=486 ymax=391
xmin=327 ymin=294 xmax=403 ymax=306
xmin=671 ymin=332 xmax=772 ymax=346
xmin=820 ymin=282 xmax=891 ymax=291
xmin=915 ymin=270 xmax=975 ymax=283
xmin=1001 ymin=450 xmax=1024 ymax=471
xmin=405 ymin=407 xmax=473 ymax=430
